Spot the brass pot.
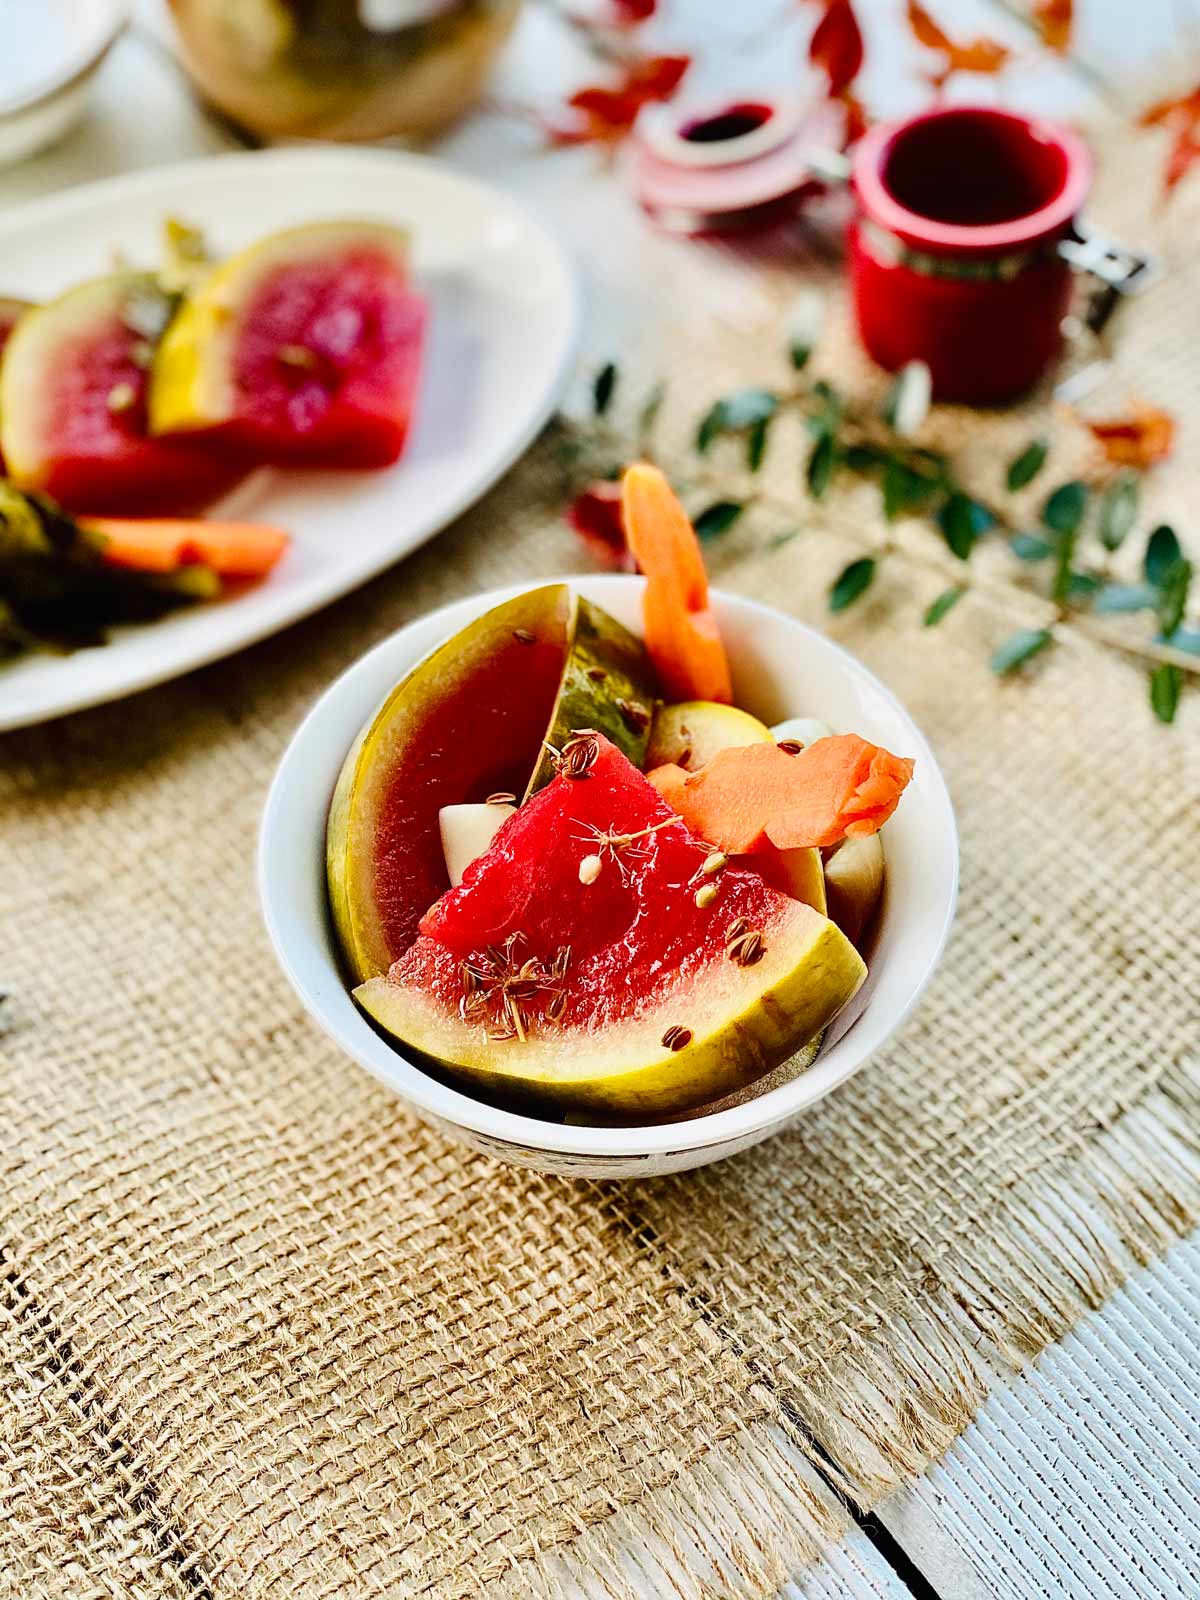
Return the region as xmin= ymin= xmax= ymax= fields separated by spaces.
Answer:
xmin=168 ymin=0 xmax=521 ymax=144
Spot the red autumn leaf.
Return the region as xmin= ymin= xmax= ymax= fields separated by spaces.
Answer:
xmin=1163 ymin=124 xmax=1200 ymax=194
xmin=563 ymin=53 xmax=690 ymax=142
xmin=838 ymin=87 xmax=870 ymax=146
xmin=1030 ymin=0 xmax=1073 ymax=53
xmin=906 ymin=1 xmax=1010 ymax=88
xmin=1139 ymin=84 xmax=1200 ymax=195
xmin=810 ymin=0 xmax=864 ymax=98
xmin=567 ymin=480 xmax=636 ymax=570
xmin=1087 ymin=405 xmax=1176 ymax=469
xmin=608 ymin=0 xmax=656 ymax=19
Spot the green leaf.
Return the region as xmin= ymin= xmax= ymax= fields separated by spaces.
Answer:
xmin=746 ymin=416 xmax=770 ymax=472
xmin=1010 ymin=532 xmax=1053 ymax=562
xmin=696 ymin=404 xmax=724 ymax=455
xmin=829 ymin=557 xmax=876 ymax=613
xmin=1156 ymin=557 xmax=1193 ymax=638
xmin=882 ymin=458 xmax=938 ymax=522
xmin=637 ymin=379 xmax=666 ymax=440
xmin=1065 ymin=571 xmax=1102 ymax=602
xmin=1041 ymin=480 xmax=1087 ymax=537
xmin=786 ymin=287 xmax=824 ymax=370
xmin=842 ymin=442 xmax=887 ymax=472
xmin=1052 ymin=530 xmax=1081 ymax=604
xmin=1098 ymin=472 xmax=1138 ymax=552
xmin=991 ymin=627 xmax=1052 ymax=675
xmin=924 ymin=586 xmax=965 ymax=627
xmin=695 ymin=388 xmax=779 ymax=453
xmin=807 ymin=380 xmax=844 ymax=442
xmin=1094 ymin=582 xmax=1157 ymax=615
xmin=1006 ymin=438 xmax=1048 ymax=492
xmin=693 ymin=500 xmax=744 ymax=541
xmin=592 ymin=361 xmax=617 ymax=416
xmin=1150 ymin=662 xmax=1182 ymax=724
xmin=806 ymin=433 xmax=837 ymax=499
xmin=1145 ymin=524 xmax=1182 ymax=587
xmin=721 ymin=387 xmax=778 ymax=429
xmin=938 ymin=492 xmax=994 ymax=560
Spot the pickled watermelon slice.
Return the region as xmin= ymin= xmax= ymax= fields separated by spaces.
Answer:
xmin=327 ymin=586 xmax=655 ymax=985
xmin=150 ymin=221 xmax=425 ymax=468
xmin=356 ymin=734 xmax=866 ymax=1117
xmin=0 ymin=273 xmax=242 ymax=515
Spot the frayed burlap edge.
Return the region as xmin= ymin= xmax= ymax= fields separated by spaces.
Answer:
xmin=474 ymin=1074 xmax=1200 ymax=1598
xmin=490 ymin=1426 xmax=847 ymax=1600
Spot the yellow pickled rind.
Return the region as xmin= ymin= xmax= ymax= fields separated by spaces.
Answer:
xmin=355 ymin=900 xmax=866 ymax=1118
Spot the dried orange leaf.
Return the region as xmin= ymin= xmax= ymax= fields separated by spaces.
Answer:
xmin=1087 ymin=406 xmax=1176 ymax=469
xmin=1031 ymin=0 xmax=1073 ymax=53
xmin=906 ymin=1 xmax=1010 ymax=87
xmin=557 ymin=54 xmax=690 ymax=144
xmin=1138 ymin=83 xmax=1200 ymax=195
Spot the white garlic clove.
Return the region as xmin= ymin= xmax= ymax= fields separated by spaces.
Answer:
xmin=439 ymin=802 xmax=515 ymax=888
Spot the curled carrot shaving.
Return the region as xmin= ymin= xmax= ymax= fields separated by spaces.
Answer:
xmin=648 ymin=734 xmax=913 ymax=852
xmin=620 ymin=463 xmax=733 ymax=704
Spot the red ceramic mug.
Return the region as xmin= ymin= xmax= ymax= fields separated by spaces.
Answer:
xmin=851 ymin=106 xmax=1100 ymax=404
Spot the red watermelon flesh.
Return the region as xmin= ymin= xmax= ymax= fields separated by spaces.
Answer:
xmin=411 ymin=735 xmax=783 ymax=1030
xmin=43 ymin=320 xmax=242 ymax=513
xmin=369 ymin=621 xmax=572 ymax=960
xmin=357 ymin=734 xmax=866 ymax=1115
xmin=228 ymin=248 xmax=425 ymax=467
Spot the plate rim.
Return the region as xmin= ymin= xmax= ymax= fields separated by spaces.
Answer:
xmin=0 ymin=146 xmax=581 ymax=732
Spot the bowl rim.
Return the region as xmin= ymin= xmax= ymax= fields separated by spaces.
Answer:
xmin=259 ymin=576 xmax=959 ymax=1158
xmin=0 ymin=0 xmax=128 ymax=119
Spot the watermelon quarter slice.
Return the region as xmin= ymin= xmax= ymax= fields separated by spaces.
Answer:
xmin=150 ymin=221 xmax=426 ymax=468
xmin=0 ymin=273 xmax=242 ymax=515
xmin=327 ymin=585 xmax=656 ymax=985
xmin=356 ymin=734 xmax=866 ymax=1118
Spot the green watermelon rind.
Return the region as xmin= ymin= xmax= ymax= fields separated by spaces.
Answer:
xmin=525 ymin=594 xmax=657 ymax=798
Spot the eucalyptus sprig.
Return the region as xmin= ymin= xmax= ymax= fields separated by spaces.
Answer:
xmin=560 ymin=350 xmax=1196 ymax=726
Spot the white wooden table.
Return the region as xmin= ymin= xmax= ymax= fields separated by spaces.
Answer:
xmin=5 ymin=3 xmax=1199 ymax=1594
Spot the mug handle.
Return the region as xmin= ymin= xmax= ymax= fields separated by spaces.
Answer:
xmin=1057 ymin=220 xmax=1160 ymax=334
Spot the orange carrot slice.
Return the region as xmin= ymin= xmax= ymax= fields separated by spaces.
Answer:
xmin=86 ymin=518 xmax=289 ymax=579
xmin=647 ymin=761 xmax=690 ymax=809
xmin=648 ymin=734 xmax=914 ymax=852
xmin=621 ymin=463 xmax=733 ymax=703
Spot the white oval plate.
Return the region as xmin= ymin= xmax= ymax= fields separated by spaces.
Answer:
xmin=0 ymin=146 xmax=579 ymax=732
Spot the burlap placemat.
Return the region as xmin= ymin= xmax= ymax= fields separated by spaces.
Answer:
xmin=2 ymin=122 xmax=1198 ymax=1598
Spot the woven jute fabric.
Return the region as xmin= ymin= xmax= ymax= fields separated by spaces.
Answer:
xmin=2 ymin=121 xmax=1199 ymax=1598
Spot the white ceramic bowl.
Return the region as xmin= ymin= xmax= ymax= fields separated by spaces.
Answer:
xmin=0 ymin=1 xmax=127 ymax=168
xmin=260 ymin=577 xmax=958 ymax=1177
